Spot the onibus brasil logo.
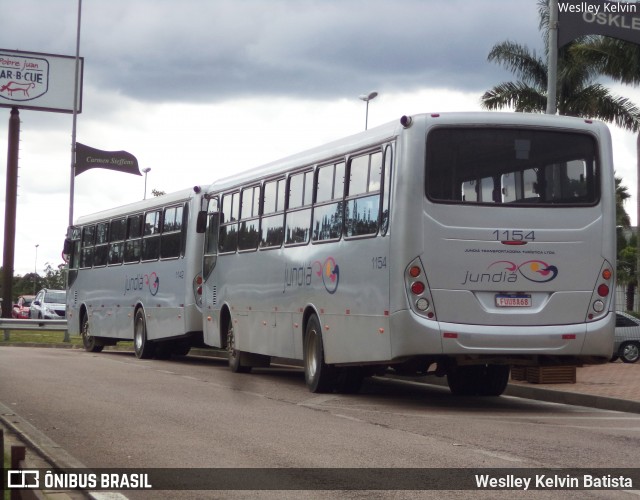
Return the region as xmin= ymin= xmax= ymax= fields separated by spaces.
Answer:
xmin=461 ymin=260 xmax=559 ymax=285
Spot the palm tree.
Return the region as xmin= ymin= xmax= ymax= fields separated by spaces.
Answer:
xmin=616 ymin=176 xmax=632 ymax=228
xmin=481 ymin=2 xmax=640 ymax=132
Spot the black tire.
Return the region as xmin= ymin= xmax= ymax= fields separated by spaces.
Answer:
xmin=154 ymin=343 xmax=173 ymax=360
xmin=81 ymin=314 xmax=103 ymax=353
xmin=477 ymin=365 xmax=510 ymax=396
xmin=609 ymin=355 xmax=619 ymax=363
xmin=134 ymin=308 xmax=155 ymax=359
xmin=172 ymin=340 xmax=191 ymax=357
xmin=620 ymin=342 xmax=640 ymax=363
xmin=447 ymin=365 xmax=509 ymax=396
xmin=447 ymin=366 xmax=481 ymax=396
xmin=335 ymin=367 xmax=365 ymax=394
xmin=227 ymin=320 xmax=251 ymax=373
xmin=303 ymin=314 xmax=335 ymax=393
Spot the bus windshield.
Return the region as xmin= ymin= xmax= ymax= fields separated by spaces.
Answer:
xmin=426 ymin=127 xmax=599 ymax=205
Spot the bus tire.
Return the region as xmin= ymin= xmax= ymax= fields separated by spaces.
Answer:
xmin=477 ymin=365 xmax=510 ymax=396
xmin=335 ymin=367 xmax=364 ymax=394
xmin=447 ymin=365 xmax=509 ymax=396
xmin=172 ymin=340 xmax=191 ymax=357
xmin=303 ymin=314 xmax=335 ymax=393
xmin=134 ymin=309 xmax=155 ymax=359
xmin=227 ymin=321 xmax=251 ymax=373
xmin=81 ymin=314 xmax=103 ymax=353
xmin=447 ymin=366 xmax=479 ymax=396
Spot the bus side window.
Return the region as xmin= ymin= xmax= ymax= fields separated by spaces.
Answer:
xmin=381 ymin=145 xmax=392 ymax=236
xmin=260 ymin=179 xmax=284 ymax=249
xmin=219 ymin=192 xmax=239 ymax=253
xmin=108 ymin=218 xmax=126 ymax=265
xmin=312 ymin=161 xmax=344 ymax=242
xmin=142 ymin=210 xmax=162 ymax=261
xmin=345 ymin=151 xmax=382 ymax=237
xmin=80 ymin=225 xmax=95 ymax=268
xmin=285 ymin=171 xmax=312 ymax=245
xmin=161 ymin=205 xmax=183 ymax=259
xmin=93 ymin=222 xmax=109 ymax=267
xmin=238 ymin=186 xmax=260 ymax=251
xmin=124 ymin=214 xmax=143 ymax=263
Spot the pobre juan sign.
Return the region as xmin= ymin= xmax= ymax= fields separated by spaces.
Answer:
xmin=0 ymin=49 xmax=83 ymax=113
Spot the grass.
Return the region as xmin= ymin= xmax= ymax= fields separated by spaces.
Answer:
xmin=0 ymin=330 xmax=83 ymax=346
xmin=0 ymin=331 xmax=133 ymax=349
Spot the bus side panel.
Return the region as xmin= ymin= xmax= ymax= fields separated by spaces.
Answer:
xmin=311 ymin=237 xmax=392 ymax=365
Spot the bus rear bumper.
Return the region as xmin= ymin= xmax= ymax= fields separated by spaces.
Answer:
xmin=390 ymin=310 xmax=615 ymax=360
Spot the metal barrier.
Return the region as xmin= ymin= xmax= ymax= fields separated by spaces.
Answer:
xmin=0 ymin=319 xmax=68 ymax=342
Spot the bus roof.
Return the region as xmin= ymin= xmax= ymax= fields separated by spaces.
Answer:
xmin=204 ymin=111 xmax=609 ymax=194
xmin=72 ymin=186 xmax=203 ymax=227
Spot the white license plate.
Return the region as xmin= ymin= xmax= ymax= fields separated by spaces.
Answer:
xmin=495 ymin=294 xmax=532 ymax=307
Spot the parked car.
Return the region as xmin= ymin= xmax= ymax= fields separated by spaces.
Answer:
xmin=30 ymin=289 xmax=66 ymax=319
xmin=611 ymin=311 xmax=640 ymax=363
xmin=11 ymin=295 xmax=35 ymax=319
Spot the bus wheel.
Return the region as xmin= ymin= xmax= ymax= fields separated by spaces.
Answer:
xmin=335 ymin=367 xmax=364 ymax=394
xmin=303 ymin=314 xmax=335 ymax=393
xmin=81 ymin=315 xmax=103 ymax=353
xmin=447 ymin=365 xmax=509 ymax=396
xmin=447 ymin=366 xmax=479 ymax=396
xmin=172 ymin=340 xmax=191 ymax=357
xmin=134 ymin=309 xmax=155 ymax=359
xmin=227 ymin=321 xmax=251 ymax=373
xmin=477 ymin=365 xmax=510 ymax=396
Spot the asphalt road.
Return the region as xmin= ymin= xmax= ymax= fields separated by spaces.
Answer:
xmin=1 ymin=346 xmax=639 ymax=499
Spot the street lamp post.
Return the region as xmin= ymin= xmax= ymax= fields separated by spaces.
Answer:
xmin=359 ymin=91 xmax=378 ymax=130
xmin=142 ymin=167 xmax=151 ymax=199
xmin=34 ymin=244 xmax=39 ymax=295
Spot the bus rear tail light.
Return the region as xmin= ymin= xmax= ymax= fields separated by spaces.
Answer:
xmin=586 ymin=261 xmax=613 ymax=321
xmin=405 ymin=258 xmax=436 ymax=320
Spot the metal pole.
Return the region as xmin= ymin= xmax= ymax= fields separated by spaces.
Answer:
xmin=365 ymin=101 xmax=369 ymax=130
xmin=2 ymin=108 xmax=20 ymax=318
xmin=69 ymin=0 xmax=82 ymax=227
xmin=546 ymin=0 xmax=559 ymax=114
xmin=34 ymin=244 xmax=39 ymax=294
xmin=636 ymin=133 xmax=640 ymax=312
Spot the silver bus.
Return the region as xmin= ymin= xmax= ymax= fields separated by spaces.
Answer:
xmin=64 ymin=187 xmax=206 ymax=359
xmin=200 ymin=111 xmax=616 ymax=396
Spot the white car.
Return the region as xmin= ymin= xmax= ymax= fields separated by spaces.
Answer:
xmin=612 ymin=312 xmax=640 ymax=363
xmin=30 ymin=289 xmax=66 ymax=319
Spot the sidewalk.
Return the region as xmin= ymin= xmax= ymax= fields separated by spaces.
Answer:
xmin=505 ymin=361 xmax=640 ymax=413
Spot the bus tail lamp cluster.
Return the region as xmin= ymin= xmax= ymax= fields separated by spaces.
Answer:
xmin=193 ymin=273 xmax=203 ymax=307
xmin=405 ymin=258 xmax=436 ymax=320
xmin=586 ymin=261 xmax=613 ymax=322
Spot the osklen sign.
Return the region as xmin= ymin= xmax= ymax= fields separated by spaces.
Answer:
xmin=0 ymin=49 xmax=83 ymax=113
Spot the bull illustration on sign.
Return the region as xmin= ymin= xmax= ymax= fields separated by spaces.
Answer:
xmin=0 ymin=81 xmax=36 ymax=97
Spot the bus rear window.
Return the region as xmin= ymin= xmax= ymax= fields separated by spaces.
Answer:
xmin=426 ymin=127 xmax=599 ymax=205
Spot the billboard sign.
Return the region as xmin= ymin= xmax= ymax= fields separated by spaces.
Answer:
xmin=558 ymin=1 xmax=640 ymax=47
xmin=0 ymin=49 xmax=83 ymax=113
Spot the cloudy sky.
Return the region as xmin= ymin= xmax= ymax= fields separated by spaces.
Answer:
xmin=1 ymin=0 xmax=639 ymax=277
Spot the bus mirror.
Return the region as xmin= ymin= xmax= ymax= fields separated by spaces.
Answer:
xmin=62 ymin=238 xmax=73 ymax=263
xmin=196 ymin=211 xmax=207 ymax=233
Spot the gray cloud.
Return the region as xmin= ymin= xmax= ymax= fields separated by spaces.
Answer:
xmin=1 ymin=0 xmax=543 ymax=104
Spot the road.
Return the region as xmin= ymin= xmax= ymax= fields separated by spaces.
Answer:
xmin=1 ymin=346 xmax=639 ymax=499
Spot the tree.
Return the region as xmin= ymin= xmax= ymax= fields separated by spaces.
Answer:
xmin=481 ymin=1 xmax=640 ymax=132
xmin=616 ymin=176 xmax=632 ymax=228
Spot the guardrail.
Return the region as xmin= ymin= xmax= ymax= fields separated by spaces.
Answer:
xmin=0 ymin=318 xmax=68 ymax=342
